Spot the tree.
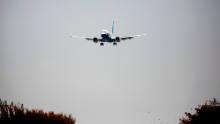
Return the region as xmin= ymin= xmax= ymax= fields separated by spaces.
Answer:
xmin=0 ymin=98 xmax=75 ymax=124
xmin=179 ymin=98 xmax=220 ymax=124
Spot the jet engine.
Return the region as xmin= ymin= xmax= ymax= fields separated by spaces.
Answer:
xmin=93 ymin=37 xmax=98 ymax=43
xmin=115 ymin=37 xmax=120 ymax=42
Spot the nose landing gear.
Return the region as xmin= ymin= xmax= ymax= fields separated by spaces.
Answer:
xmin=100 ymin=42 xmax=104 ymax=46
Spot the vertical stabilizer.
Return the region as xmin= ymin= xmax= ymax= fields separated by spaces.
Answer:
xmin=112 ymin=21 xmax=115 ymax=35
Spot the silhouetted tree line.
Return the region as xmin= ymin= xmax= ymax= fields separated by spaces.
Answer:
xmin=179 ymin=98 xmax=220 ymax=124
xmin=0 ymin=99 xmax=75 ymax=124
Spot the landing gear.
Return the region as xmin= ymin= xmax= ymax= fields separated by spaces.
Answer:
xmin=113 ymin=42 xmax=117 ymax=45
xmin=100 ymin=42 xmax=104 ymax=46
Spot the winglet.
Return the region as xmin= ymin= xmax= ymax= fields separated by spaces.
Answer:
xmin=112 ymin=20 xmax=115 ymax=35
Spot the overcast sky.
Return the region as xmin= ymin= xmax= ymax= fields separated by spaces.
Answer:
xmin=1 ymin=0 xmax=220 ymax=124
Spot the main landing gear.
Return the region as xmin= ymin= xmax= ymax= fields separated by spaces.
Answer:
xmin=100 ymin=42 xmax=117 ymax=46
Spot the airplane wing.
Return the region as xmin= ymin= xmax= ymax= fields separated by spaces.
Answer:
xmin=70 ymin=35 xmax=102 ymax=41
xmin=120 ymin=34 xmax=146 ymax=41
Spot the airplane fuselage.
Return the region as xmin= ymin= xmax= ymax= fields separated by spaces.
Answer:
xmin=101 ymin=33 xmax=113 ymax=42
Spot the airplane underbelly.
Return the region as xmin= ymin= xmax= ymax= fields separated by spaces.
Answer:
xmin=103 ymin=37 xmax=112 ymax=42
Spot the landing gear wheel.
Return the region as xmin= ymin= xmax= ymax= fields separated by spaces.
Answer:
xmin=100 ymin=42 xmax=104 ymax=46
xmin=113 ymin=42 xmax=117 ymax=45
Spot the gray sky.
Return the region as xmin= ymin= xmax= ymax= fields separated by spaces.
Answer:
xmin=1 ymin=0 xmax=220 ymax=124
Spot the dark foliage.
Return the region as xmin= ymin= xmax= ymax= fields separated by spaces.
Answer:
xmin=179 ymin=98 xmax=220 ymax=124
xmin=0 ymin=99 xmax=75 ymax=124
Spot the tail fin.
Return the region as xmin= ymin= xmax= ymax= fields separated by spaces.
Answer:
xmin=112 ymin=21 xmax=114 ymax=35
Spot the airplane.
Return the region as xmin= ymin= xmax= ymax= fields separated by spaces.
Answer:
xmin=70 ymin=21 xmax=146 ymax=46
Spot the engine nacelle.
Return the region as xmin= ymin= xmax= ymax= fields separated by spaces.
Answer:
xmin=115 ymin=37 xmax=120 ymax=42
xmin=93 ymin=37 xmax=98 ymax=43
